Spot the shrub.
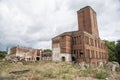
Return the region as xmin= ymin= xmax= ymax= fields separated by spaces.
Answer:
xmin=81 ymin=68 xmax=93 ymax=77
xmin=95 ymin=71 xmax=109 ymax=79
xmin=0 ymin=51 xmax=7 ymax=60
xmin=82 ymin=69 xmax=91 ymax=77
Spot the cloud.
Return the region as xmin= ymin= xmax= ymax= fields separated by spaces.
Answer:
xmin=0 ymin=0 xmax=120 ymax=50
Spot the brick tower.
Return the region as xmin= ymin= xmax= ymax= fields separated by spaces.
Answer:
xmin=77 ymin=6 xmax=99 ymax=37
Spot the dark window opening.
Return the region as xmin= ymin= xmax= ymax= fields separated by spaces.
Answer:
xmin=61 ymin=57 xmax=65 ymax=61
xmin=80 ymin=50 xmax=83 ymax=57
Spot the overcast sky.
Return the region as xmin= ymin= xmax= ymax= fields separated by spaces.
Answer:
xmin=0 ymin=0 xmax=120 ymax=51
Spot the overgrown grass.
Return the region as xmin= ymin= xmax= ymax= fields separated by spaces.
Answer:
xmin=0 ymin=61 xmax=119 ymax=80
xmin=95 ymin=71 xmax=110 ymax=79
xmin=58 ymin=68 xmax=70 ymax=74
xmin=82 ymin=69 xmax=91 ymax=77
xmin=43 ymin=69 xmax=56 ymax=78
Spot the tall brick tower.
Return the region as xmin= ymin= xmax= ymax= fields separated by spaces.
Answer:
xmin=77 ymin=6 xmax=99 ymax=37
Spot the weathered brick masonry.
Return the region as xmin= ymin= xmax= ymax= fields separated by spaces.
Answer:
xmin=52 ymin=6 xmax=108 ymax=67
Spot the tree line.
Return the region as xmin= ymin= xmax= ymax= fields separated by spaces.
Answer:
xmin=105 ymin=40 xmax=120 ymax=63
xmin=0 ymin=51 xmax=7 ymax=60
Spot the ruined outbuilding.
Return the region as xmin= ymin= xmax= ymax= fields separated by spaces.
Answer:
xmin=7 ymin=46 xmax=41 ymax=61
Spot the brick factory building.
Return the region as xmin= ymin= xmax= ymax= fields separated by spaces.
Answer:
xmin=8 ymin=46 xmax=41 ymax=61
xmin=52 ymin=6 xmax=108 ymax=67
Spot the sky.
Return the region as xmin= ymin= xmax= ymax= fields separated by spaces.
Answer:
xmin=0 ymin=0 xmax=120 ymax=51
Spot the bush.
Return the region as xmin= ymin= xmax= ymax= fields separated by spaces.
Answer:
xmin=82 ymin=69 xmax=92 ymax=77
xmin=95 ymin=71 xmax=109 ymax=79
xmin=0 ymin=51 xmax=7 ymax=60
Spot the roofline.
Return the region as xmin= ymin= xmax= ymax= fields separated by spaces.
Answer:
xmin=77 ymin=6 xmax=96 ymax=14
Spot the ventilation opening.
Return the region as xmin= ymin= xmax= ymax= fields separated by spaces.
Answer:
xmin=61 ymin=57 xmax=65 ymax=61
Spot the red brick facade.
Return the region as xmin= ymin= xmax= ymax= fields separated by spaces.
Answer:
xmin=52 ymin=6 xmax=108 ymax=67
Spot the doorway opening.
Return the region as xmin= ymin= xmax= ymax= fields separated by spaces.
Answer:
xmin=72 ymin=56 xmax=76 ymax=61
xmin=61 ymin=57 xmax=65 ymax=61
xmin=36 ymin=57 xmax=40 ymax=61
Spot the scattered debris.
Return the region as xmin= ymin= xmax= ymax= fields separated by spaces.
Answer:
xmin=79 ymin=62 xmax=89 ymax=69
xmin=106 ymin=61 xmax=120 ymax=72
xmin=98 ymin=60 xmax=104 ymax=68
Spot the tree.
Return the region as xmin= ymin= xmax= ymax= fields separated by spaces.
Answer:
xmin=105 ymin=40 xmax=117 ymax=61
xmin=0 ymin=51 xmax=7 ymax=60
xmin=43 ymin=49 xmax=52 ymax=52
xmin=115 ymin=40 xmax=120 ymax=63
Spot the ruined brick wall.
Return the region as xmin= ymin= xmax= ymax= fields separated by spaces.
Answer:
xmin=9 ymin=46 xmax=41 ymax=61
xmin=10 ymin=47 xmax=17 ymax=54
xmin=69 ymin=31 xmax=108 ymax=67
